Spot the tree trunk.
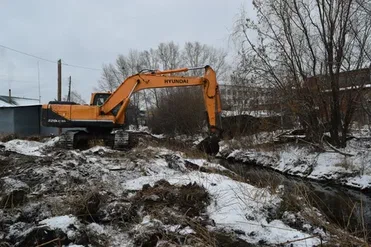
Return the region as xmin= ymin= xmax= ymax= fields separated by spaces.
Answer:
xmin=330 ymin=73 xmax=342 ymax=147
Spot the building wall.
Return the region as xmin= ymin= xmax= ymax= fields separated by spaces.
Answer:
xmin=0 ymin=106 xmax=60 ymax=137
xmin=13 ymin=106 xmax=41 ymax=136
xmin=0 ymin=108 xmax=14 ymax=134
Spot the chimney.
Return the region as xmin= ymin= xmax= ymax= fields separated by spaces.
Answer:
xmin=8 ymin=89 xmax=11 ymax=103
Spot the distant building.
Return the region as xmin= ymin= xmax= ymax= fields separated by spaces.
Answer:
xmin=0 ymin=95 xmax=58 ymax=137
xmin=219 ymin=83 xmax=281 ymax=117
xmin=305 ymin=67 xmax=371 ymax=125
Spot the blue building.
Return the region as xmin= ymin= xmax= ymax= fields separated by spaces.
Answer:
xmin=0 ymin=95 xmax=57 ymax=136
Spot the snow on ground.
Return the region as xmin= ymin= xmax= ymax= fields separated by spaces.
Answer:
xmin=220 ymin=137 xmax=371 ymax=190
xmin=39 ymin=215 xmax=79 ymax=232
xmin=127 ymin=125 xmax=165 ymax=139
xmin=0 ymin=137 xmax=327 ymax=246
xmin=3 ymin=137 xmax=59 ymax=156
xmin=184 ymin=158 xmax=228 ymax=171
xmin=124 ymin=171 xmax=321 ymax=246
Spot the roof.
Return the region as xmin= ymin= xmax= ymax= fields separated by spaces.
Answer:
xmin=222 ymin=110 xmax=281 ymax=118
xmin=306 ymin=68 xmax=371 ymax=90
xmin=0 ymin=95 xmax=40 ymax=107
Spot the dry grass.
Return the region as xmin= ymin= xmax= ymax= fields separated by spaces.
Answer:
xmin=335 ymin=157 xmax=356 ymax=171
xmin=0 ymin=134 xmax=18 ymax=142
xmin=132 ymin=180 xmax=210 ymax=219
xmin=225 ymin=163 xmax=370 ymax=246
xmin=281 ymin=183 xmax=370 ymax=246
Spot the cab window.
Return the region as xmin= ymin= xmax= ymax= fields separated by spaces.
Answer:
xmin=92 ymin=93 xmax=110 ymax=106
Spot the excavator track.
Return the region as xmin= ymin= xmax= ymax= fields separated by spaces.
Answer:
xmin=58 ymin=129 xmax=132 ymax=150
xmin=59 ymin=130 xmax=78 ymax=149
xmin=58 ymin=130 xmax=220 ymax=154
xmin=113 ymin=130 xmax=130 ymax=150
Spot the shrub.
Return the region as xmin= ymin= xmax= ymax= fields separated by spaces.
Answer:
xmin=147 ymin=88 xmax=206 ymax=135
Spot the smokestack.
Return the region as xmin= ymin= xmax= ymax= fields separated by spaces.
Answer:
xmin=8 ymin=89 xmax=11 ymax=103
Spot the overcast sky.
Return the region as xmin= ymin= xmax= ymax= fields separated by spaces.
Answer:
xmin=0 ymin=0 xmax=253 ymax=103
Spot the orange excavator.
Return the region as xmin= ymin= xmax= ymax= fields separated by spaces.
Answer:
xmin=41 ymin=65 xmax=222 ymax=154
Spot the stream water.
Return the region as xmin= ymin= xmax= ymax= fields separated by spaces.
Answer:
xmin=218 ymin=159 xmax=371 ymax=240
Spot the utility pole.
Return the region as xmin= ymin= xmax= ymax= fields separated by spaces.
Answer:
xmin=67 ymin=76 xmax=71 ymax=101
xmin=37 ymin=61 xmax=41 ymax=103
xmin=57 ymin=59 xmax=62 ymax=101
xmin=57 ymin=59 xmax=62 ymax=135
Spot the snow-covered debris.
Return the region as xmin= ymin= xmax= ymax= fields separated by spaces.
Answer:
xmin=0 ymin=177 xmax=29 ymax=207
xmin=1 ymin=177 xmax=29 ymax=194
xmin=3 ymin=137 xmax=59 ymax=156
xmin=124 ymin=172 xmax=321 ymax=246
xmin=82 ymin=145 xmax=116 ymax=155
xmin=127 ymin=124 xmax=165 ymax=139
xmin=39 ymin=215 xmax=79 ymax=232
xmin=185 ymin=158 xmax=227 ymax=171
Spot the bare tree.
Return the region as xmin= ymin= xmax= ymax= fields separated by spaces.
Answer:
xmin=97 ymin=64 xmax=121 ymax=92
xmin=182 ymin=41 xmax=229 ymax=80
xmin=96 ymin=41 xmax=230 ymax=134
xmin=157 ymin=41 xmax=182 ymax=70
xmin=233 ymin=0 xmax=371 ymax=147
xmin=63 ymin=90 xmax=86 ymax=104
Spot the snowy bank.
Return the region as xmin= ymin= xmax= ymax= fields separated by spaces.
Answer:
xmin=220 ymin=140 xmax=371 ymax=191
xmin=124 ymin=171 xmax=322 ymax=246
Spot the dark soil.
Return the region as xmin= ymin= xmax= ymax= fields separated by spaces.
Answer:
xmin=133 ymin=179 xmax=210 ymax=218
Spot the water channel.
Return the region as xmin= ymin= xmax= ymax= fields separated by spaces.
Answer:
xmin=218 ymin=159 xmax=371 ymax=240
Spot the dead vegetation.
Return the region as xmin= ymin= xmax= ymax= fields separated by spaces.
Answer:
xmin=134 ymin=179 xmax=210 ymax=219
xmin=128 ymin=180 xmax=257 ymax=247
xmin=223 ymin=161 xmax=371 ymax=246
xmin=277 ymin=183 xmax=371 ymax=246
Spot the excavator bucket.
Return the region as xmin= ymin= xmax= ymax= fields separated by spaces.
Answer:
xmin=197 ymin=134 xmax=221 ymax=155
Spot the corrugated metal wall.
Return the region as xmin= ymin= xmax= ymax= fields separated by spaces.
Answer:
xmin=0 ymin=106 xmax=59 ymax=136
xmin=0 ymin=108 xmax=14 ymax=134
xmin=13 ymin=106 xmax=40 ymax=136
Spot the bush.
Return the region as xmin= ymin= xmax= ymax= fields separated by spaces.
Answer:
xmin=147 ymin=88 xmax=206 ymax=135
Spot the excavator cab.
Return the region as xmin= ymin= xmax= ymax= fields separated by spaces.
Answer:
xmin=90 ymin=92 xmax=111 ymax=106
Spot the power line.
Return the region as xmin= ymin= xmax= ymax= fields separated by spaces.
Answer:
xmin=62 ymin=61 xmax=100 ymax=71
xmin=0 ymin=44 xmax=56 ymax=64
xmin=0 ymin=78 xmax=39 ymax=84
xmin=0 ymin=43 xmax=101 ymax=71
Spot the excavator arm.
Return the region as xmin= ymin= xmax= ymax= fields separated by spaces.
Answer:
xmin=100 ymin=65 xmax=221 ymax=133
